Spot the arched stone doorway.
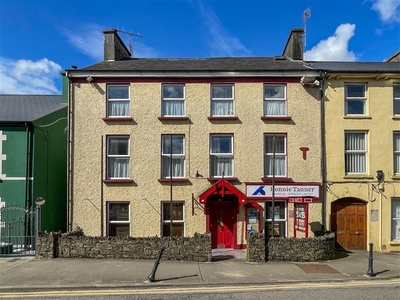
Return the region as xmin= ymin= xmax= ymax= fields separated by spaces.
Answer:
xmin=331 ymin=197 xmax=367 ymax=250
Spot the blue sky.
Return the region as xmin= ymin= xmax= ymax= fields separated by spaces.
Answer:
xmin=0 ymin=0 xmax=399 ymax=94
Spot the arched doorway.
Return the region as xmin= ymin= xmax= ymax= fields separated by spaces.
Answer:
xmin=331 ymin=198 xmax=367 ymax=250
xmin=198 ymin=179 xmax=247 ymax=249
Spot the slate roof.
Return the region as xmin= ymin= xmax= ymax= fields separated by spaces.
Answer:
xmin=75 ymin=57 xmax=313 ymax=72
xmin=0 ymin=95 xmax=66 ymax=122
xmin=69 ymin=57 xmax=400 ymax=75
xmin=306 ymin=61 xmax=400 ymax=73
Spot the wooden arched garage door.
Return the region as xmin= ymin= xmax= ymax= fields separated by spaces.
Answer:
xmin=331 ymin=198 xmax=366 ymax=250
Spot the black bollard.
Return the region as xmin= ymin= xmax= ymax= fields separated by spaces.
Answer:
xmin=148 ymin=246 xmax=165 ymax=282
xmin=366 ymin=242 xmax=375 ymax=277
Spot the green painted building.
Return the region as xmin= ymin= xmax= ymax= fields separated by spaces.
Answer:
xmin=0 ymin=95 xmax=67 ymax=239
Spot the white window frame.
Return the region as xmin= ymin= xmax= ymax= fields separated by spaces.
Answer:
xmin=162 ymin=201 xmax=185 ymax=237
xmin=264 ymin=134 xmax=287 ymax=177
xmin=263 ymin=84 xmax=287 ymax=116
xmin=106 ymin=85 xmax=130 ymax=118
xmin=161 ymin=84 xmax=185 ymax=117
xmin=161 ymin=135 xmax=185 ymax=178
xmin=211 ymin=84 xmax=234 ymax=116
xmin=210 ymin=134 xmax=234 ymax=178
xmin=265 ymin=200 xmax=287 ymax=237
xmin=107 ymin=202 xmax=130 ymax=236
xmin=345 ymin=83 xmax=367 ymax=115
xmin=107 ymin=136 xmax=130 ymax=179
xmin=394 ymin=132 xmax=400 ymax=175
xmin=345 ymin=131 xmax=367 ymax=174
xmin=394 ymin=84 xmax=400 ymax=116
xmin=391 ymin=198 xmax=400 ymax=241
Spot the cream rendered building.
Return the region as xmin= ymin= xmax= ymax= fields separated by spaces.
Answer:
xmin=311 ymin=62 xmax=400 ymax=252
xmin=66 ymin=29 xmax=324 ymax=249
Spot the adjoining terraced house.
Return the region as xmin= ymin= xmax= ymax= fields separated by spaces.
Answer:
xmin=0 ymin=95 xmax=68 ymax=254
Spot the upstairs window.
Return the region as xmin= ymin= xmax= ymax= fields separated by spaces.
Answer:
xmin=263 ymin=84 xmax=286 ymax=116
xmin=107 ymin=85 xmax=130 ymax=117
xmin=162 ymin=84 xmax=185 ymax=117
xmin=211 ymin=84 xmax=234 ymax=116
xmin=345 ymin=132 xmax=367 ymax=174
xmin=394 ymin=132 xmax=400 ymax=174
xmin=107 ymin=136 xmax=130 ymax=179
xmin=210 ymin=134 xmax=233 ymax=177
xmin=161 ymin=135 xmax=185 ymax=178
xmin=394 ymin=84 xmax=400 ymax=115
xmin=345 ymin=84 xmax=366 ymax=115
xmin=264 ymin=134 xmax=287 ymax=177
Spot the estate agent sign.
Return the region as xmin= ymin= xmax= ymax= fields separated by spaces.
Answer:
xmin=246 ymin=183 xmax=320 ymax=199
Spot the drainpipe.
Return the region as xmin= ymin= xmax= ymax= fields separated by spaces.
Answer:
xmin=66 ymin=71 xmax=74 ymax=232
xmin=379 ymin=192 xmax=383 ymax=252
xmin=319 ymin=71 xmax=327 ymax=231
xmin=24 ymin=122 xmax=32 ymax=239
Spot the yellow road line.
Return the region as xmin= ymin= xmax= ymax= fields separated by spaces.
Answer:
xmin=0 ymin=279 xmax=399 ymax=298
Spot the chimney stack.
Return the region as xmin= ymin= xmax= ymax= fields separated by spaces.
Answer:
xmin=103 ymin=29 xmax=131 ymax=61
xmin=282 ymin=28 xmax=304 ymax=61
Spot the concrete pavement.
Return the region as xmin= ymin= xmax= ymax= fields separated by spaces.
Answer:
xmin=0 ymin=249 xmax=399 ymax=291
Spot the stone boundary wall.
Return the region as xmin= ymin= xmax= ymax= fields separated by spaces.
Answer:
xmin=36 ymin=229 xmax=212 ymax=262
xmin=247 ymin=232 xmax=335 ymax=262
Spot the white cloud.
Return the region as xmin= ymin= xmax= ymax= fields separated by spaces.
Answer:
xmin=304 ymin=24 xmax=357 ymax=61
xmin=62 ymin=24 xmax=160 ymax=59
xmin=196 ymin=1 xmax=253 ymax=57
xmin=0 ymin=57 xmax=62 ymax=94
xmin=62 ymin=25 xmax=104 ymax=61
xmin=372 ymin=0 xmax=400 ymax=23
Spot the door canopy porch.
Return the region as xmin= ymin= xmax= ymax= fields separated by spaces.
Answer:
xmin=198 ymin=179 xmax=247 ymax=205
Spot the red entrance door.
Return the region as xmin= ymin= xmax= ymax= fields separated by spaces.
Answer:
xmin=209 ymin=200 xmax=234 ymax=248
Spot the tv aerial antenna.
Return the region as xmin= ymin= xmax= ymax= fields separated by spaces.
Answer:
xmin=302 ymin=8 xmax=311 ymax=48
xmin=116 ymin=28 xmax=143 ymax=57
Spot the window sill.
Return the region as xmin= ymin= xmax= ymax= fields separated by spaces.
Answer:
xmin=103 ymin=179 xmax=134 ymax=184
xmin=392 ymin=116 xmax=400 ymax=120
xmin=261 ymin=116 xmax=292 ymax=121
xmin=343 ymin=115 xmax=372 ymax=119
xmin=389 ymin=241 xmax=400 ymax=246
xmin=158 ymin=116 xmax=189 ymax=121
xmin=342 ymin=175 xmax=374 ymax=180
xmin=207 ymin=177 xmax=238 ymax=183
xmin=158 ymin=178 xmax=190 ymax=183
xmin=102 ymin=117 xmax=134 ymax=122
xmin=261 ymin=177 xmax=293 ymax=182
xmin=391 ymin=175 xmax=400 ymax=180
xmin=208 ymin=116 xmax=239 ymax=121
